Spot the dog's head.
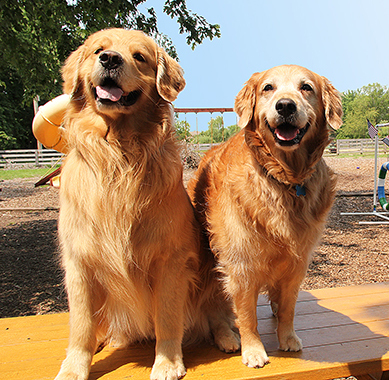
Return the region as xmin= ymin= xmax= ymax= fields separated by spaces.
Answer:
xmin=235 ymin=65 xmax=342 ymax=153
xmin=62 ymin=29 xmax=185 ymax=117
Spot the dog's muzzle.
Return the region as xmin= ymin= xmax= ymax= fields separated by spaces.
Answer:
xmin=267 ymin=121 xmax=310 ymax=147
xmin=94 ymin=82 xmax=141 ymax=107
xmin=93 ymin=51 xmax=141 ymax=107
xmin=266 ymin=98 xmax=309 ymax=147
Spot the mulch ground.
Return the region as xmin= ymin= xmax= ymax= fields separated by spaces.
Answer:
xmin=0 ymin=157 xmax=388 ymax=319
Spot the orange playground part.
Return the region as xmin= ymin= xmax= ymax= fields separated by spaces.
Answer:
xmin=32 ymin=94 xmax=70 ymax=153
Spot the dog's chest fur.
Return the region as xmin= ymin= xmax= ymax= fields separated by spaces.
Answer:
xmin=197 ymin=133 xmax=336 ymax=284
xmin=58 ymin=134 xmax=193 ymax=341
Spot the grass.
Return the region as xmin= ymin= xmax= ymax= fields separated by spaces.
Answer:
xmin=0 ymin=166 xmax=59 ymax=180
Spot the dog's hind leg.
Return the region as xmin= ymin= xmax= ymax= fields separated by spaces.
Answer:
xmin=208 ymin=302 xmax=241 ymax=353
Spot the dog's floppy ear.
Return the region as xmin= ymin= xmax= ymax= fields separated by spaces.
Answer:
xmin=234 ymin=72 xmax=261 ymax=129
xmin=322 ymin=77 xmax=343 ymax=130
xmin=62 ymin=45 xmax=85 ymax=95
xmin=156 ymin=49 xmax=186 ymax=102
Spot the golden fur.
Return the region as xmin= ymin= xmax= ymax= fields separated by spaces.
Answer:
xmin=188 ymin=65 xmax=342 ymax=368
xmin=56 ymin=29 xmax=239 ymax=380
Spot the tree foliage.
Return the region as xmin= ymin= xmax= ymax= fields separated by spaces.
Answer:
xmin=163 ymin=0 xmax=220 ymax=49
xmin=175 ymin=119 xmax=192 ymax=142
xmin=195 ymin=116 xmax=239 ymax=144
xmin=0 ymin=69 xmax=35 ymax=149
xmin=338 ymin=83 xmax=389 ymax=139
xmin=0 ymin=0 xmax=220 ymax=149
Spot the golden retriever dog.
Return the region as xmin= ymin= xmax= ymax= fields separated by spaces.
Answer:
xmin=188 ymin=65 xmax=342 ymax=368
xmin=56 ymin=29 xmax=239 ymax=380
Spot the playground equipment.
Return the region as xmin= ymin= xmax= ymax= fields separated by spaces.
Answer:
xmin=378 ymin=162 xmax=389 ymax=210
xmin=32 ymin=94 xmax=70 ymax=154
xmin=32 ymin=94 xmax=69 ymax=187
xmin=174 ymin=108 xmax=236 ymax=145
xmin=32 ymin=102 xmax=236 ymax=153
xmin=341 ymin=120 xmax=389 ymax=224
xmin=31 ymin=99 xmax=236 ymax=185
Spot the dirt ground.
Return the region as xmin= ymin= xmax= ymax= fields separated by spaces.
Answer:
xmin=0 ymin=156 xmax=388 ymax=319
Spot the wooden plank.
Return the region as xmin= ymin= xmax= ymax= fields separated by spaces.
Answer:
xmin=0 ymin=318 xmax=69 ymax=346
xmin=2 ymin=314 xmax=387 ymax=373
xmin=257 ymin=283 xmax=389 ymax=306
xmin=1 ymin=339 xmax=68 ymax=363
xmin=257 ymin=304 xmax=389 ymax=335
xmin=0 ymin=283 xmax=388 ymax=380
xmin=2 ymin=336 xmax=388 ymax=380
xmin=0 ymin=313 xmax=69 ymax=331
xmin=301 ymin=283 xmax=389 ymax=300
xmin=258 ymin=288 xmax=389 ymax=316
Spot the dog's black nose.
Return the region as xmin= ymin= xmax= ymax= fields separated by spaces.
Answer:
xmin=99 ymin=51 xmax=123 ymax=70
xmin=276 ymin=98 xmax=297 ymax=118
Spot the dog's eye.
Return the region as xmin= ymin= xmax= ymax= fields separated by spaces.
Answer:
xmin=133 ymin=53 xmax=146 ymax=62
xmin=94 ymin=48 xmax=103 ymax=55
xmin=301 ymin=83 xmax=313 ymax=92
xmin=263 ymin=84 xmax=274 ymax=92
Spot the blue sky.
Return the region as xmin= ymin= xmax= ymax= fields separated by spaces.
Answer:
xmin=144 ymin=0 xmax=389 ymax=131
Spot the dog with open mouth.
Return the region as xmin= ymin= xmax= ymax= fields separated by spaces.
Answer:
xmin=188 ymin=65 xmax=342 ymax=368
xmin=91 ymin=49 xmax=143 ymax=108
xmin=55 ymin=29 xmax=239 ymax=380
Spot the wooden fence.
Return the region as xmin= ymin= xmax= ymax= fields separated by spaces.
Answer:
xmin=335 ymin=138 xmax=389 ymax=155
xmin=1 ymin=139 xmax=388 ymax=168
xmin=0 ymin=149 xmax=64 ymax=169
xmin=194 ymin=139 xmax=389 ymax=155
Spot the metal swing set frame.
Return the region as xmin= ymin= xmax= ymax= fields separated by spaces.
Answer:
xmin=341 ymin=122 xmax=389 ymax=224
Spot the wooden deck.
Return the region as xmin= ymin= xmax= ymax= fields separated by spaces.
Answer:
xmin=1 ymin=283 xmax=389 ymax=380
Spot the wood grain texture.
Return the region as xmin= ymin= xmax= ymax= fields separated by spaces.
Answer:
xmin=1 ymin=283 xmax=388 ymax=380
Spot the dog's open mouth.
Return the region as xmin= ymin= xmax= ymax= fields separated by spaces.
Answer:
xmin=94 ymin=78 xmax=141 ymax=107
xmin=266 ymin=120 xmax=309 ymax=147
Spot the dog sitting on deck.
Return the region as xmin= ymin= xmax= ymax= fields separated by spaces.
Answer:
xmin=55 ymin=29 xmax=239 ymax=380
xmin=188 ymin=65 xmax=342 ymax=368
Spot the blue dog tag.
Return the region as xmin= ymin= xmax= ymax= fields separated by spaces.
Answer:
xmin=296 ymin=185 xmax=306 ymax=197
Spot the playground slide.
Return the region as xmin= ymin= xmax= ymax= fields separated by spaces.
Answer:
xmin=32 ymin=94 xmax=70 ymax=154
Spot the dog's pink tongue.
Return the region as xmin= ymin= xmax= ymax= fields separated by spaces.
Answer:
xmin=275 ymin=127 xmax=299 ymax=141
xmin=96 ymin=86 xmax=123 ymax=102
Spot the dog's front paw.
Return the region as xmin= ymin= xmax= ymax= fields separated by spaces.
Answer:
xmin=242 ymin=347 xmax=270 ymax=368
xmin=278 ymin=332 xmax=303 ymax=352
xmin=55 ymin=369 xmax=88 ymax=380
xmin=150 ymin=356 xmax=186 ymax=380
xmin=55 ymin=350 xmax=91 ymax=380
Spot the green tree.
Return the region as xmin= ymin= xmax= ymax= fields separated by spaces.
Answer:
xmin=224 ymin=124 xmax=240 ymax=140
xmin=175 ymin=120 xmax=192 ymax=142
xmin=0 ymin=69 xmax=35 ymax=149
xmin=0 ymin=0 xmax=220 ymax=148
xmin=197 ymin=116 xmax=222 ymax=143
xmin=338 ymin=83 xmax=389 ymax=139
xmin=197 ymin=116 xmax=239 ymax=143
